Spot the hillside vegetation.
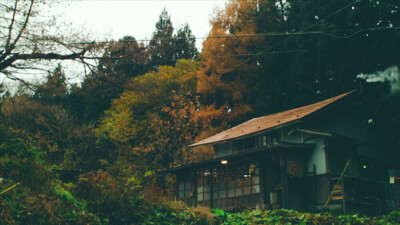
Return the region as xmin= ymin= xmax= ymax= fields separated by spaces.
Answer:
xmin=1 ymin=0 xmax=400 ymax=224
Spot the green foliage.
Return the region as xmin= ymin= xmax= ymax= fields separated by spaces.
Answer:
xmin=149 ymin=9 xmax=199 ymax=69
xmin=212 ymin=208 xmax=400 ymax=225
xmin=54 ymin=184 xmax=87 ymax=211
xmin=0 ymin=138 xmax=48 ymax=189
xmin=174 ymin=23 xmax=199 ymax=60
xmin=0 ymin=180 xmax=101 ymax=225
xmin=69 ymin=36 xmax=149 ymax=123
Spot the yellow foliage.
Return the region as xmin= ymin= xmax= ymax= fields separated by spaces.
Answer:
xmin=96 ymin=59 xmax=205 ymax=168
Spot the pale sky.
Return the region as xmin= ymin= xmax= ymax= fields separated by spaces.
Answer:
xmin=3 ymin=0 xmax=230 ymax=90
xmin=63 ymin=0 xmax=229 ymax=49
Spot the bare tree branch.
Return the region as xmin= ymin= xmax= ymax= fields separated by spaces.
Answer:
xmin=6 ymin=0 xmax=19 ymax=49
xmin=10 ymin=0 xmax=34 ymax=50
xmin=1 ymin=70 xmax=36 ymax=90
xmin=0 ymin=47 xmax=89 ymax=72
xmin=10 ymin=64 xmax=51 ymax=73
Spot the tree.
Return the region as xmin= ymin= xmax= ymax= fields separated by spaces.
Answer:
xmin=99 ymin=36 xmax=149 ymax=77
xmin=174 ymin=23 xmax=199 ymax=60
xmin=250 ymin=0 xmax=400 ymax=115
xmin=69 ymin=36 xmax=149 ymax=123
xmin=0 ymin=0 xmax=97 ymax=86
xmin=148 ymin=8 xmax=175 ymax=68
xmin=96 ymin=59 xmax=203 ymax=169
xmin=148 ymin=9 xmax=199 ymax=69
xmin=197 ymin=0 xmax=262 ymax=128
xmin=198 ymin=0 xmax=400 ymax=121
xmin=34 ymin=64 xmax=68 ymax=104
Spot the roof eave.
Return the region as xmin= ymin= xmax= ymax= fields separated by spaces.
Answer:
xmin=189 ymin=120 xmax=302 ymax=148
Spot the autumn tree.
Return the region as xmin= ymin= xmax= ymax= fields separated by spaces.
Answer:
xmin=198 ymin=0 xmax=400 ymax=121
xmin=96 ymin=59 xmax=203 ymax=170
xmin=68 ymin=36 xmax=149 ymax=123
xmin=197 ymin=0 xmax=262 ymax=128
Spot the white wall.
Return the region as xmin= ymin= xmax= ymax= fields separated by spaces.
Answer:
xmin=306 ymin=138 xmax=327 ymax=175
xmin=281 ymin=126 xmax=327 ymax=175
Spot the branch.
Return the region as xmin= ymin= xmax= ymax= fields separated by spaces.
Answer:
xmin=0 ymin=2 xmax=23 ymax=13
xmin=0 ymin=48 xmax=89 ymax=72
xmin=6 ymin=0 xmax=19 ymax=49
xmin=1 ymin=70 xmax=36 ymax=91
xmin=10 ymin=0 xmax=34 ymax=49
xmin=10 ymin=64 xmax=51 ymax=72
xmin=74 ymin=57 xmax=97 ymax=76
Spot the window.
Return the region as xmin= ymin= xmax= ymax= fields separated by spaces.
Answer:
xmin=258 ymin=135 xmax=267 ymax=147
xmin=214 ymin=143 xmax=230 ymax=157
xmin=218 ymin=183 xmax=227 ymax=199
xmin=195 ymin=164 xmax=260 ymax=207
xmin=197 ymin=175 xmax=211 ymax=204
xmin=269 ymin=130 xmax=280 ymax=144
xmin=244 ymin=136 xmax=256 ymax=150
xmin=178 ymin=181 xmax=192 ymax=199
xmin=232 ymin=139 xmax=243 ymax=153
xmin=228 ymin=180 xmax=235 ymax=197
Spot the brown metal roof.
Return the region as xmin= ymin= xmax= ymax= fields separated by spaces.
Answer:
xmin=190 ymin=91 xmax=355 ymax=147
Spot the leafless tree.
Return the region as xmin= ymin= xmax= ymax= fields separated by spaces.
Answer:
xmin=0 ymin=0 xmax=100 ymax=88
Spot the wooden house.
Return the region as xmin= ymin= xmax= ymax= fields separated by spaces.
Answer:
xmin=164 ymin=91 xmax=400 ymax=215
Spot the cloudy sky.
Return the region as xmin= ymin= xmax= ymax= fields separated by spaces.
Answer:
xmin=4 ymin=0 xmax=230 ymax=89
xmin=63 ymin=0 xmax=229 ymax=49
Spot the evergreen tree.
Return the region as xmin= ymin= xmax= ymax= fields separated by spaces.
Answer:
xmin=252 ymin=0 xmax=400 ymax=115
xmin=34 ymin=65 xmax=68 ymax=105
xmin=149 ymin=8 xmax=175 ymax=68
xmin=149 ymin=9 xmax=199 ymax=69
xmin=174 ymin=23 xmax=199 ymax=60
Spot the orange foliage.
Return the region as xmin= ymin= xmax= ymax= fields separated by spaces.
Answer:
xmin=197 ymin=0 xmax=263 ymax=128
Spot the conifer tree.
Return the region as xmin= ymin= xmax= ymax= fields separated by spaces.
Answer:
xmin=174 ymin=23 xmax=199 ymax=60
xmin=149 ymin=8 xmax=175 ymax=68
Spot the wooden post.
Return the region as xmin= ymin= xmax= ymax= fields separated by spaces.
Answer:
xmin=396 ymin=182 xmax=399 ymax=209
xmin=281 ymin=153 xmax=288 ymax=208
xmin=259 ymin=158 xmax=265 ymax=209
xmin=312 ymin=164 xmax=316 ymax=212
xmin=342 ymin=177 xmax=346 ymax=214
xmin=210 ymin=180 xmax=214 ymax=208
xmin=194 ymin=173 xmax=198 ymax=207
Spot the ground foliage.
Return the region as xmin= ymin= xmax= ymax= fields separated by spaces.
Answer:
xmin=213 ymin=208 xmax=400 ymax=225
